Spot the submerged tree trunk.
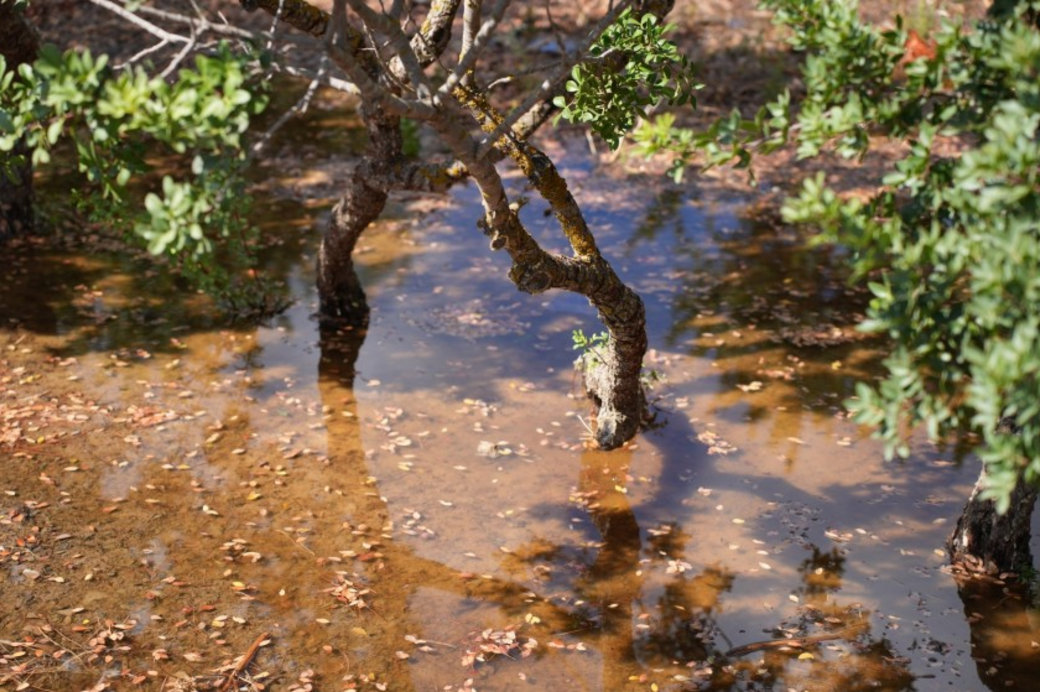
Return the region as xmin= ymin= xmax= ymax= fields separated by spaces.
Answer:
xmin=947 ymin=465 xmax=1038 ymax=575
xmin=316 ymin=100 xmax=400 ymax=325
xmin=317 ymin=170 xmax=386 ymax=325
xmin=0 ymin=3 xmax=40 ymax=240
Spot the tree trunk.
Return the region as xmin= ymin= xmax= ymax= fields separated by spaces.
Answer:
xmin=580 ymin=284 xmax=648 ymax=449
xmin=316 ymin=101 xmax=400 ymax=325
xmin=444 ymin=88 xmax=649 ymax=449
xmin=947 ymin=465 xmax=1038 ymax=575
xmin=0 ymin=2 xmax=40 ymax=241
xmin=316 ymin=171 xmax=386 ymax=325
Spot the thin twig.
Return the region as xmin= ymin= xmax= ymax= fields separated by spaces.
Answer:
xmin=487 ymin=59 xmax=563 ymax=89
xmin=218 ymin=631 xmax=271 ymax=692
xmin=278 ymin=529 xmax=316 ymax=554
xmin=117 ymin=37 xmax=171 ymax=69
xmin=135 ymin=1 xmax=320 ymax=47
xmin=248 ymin=56 xmax=328 ymax=160
xmin=436 ymin=0 xmax=511 ymax=97
xmin=267 ymin=0 xmax=287 ymax=49
xmin=159 ymin=22 xmax=198 ymax=78
xmin=345 ymin=0 xmax=431 ymax=98
xmin=270 ymin=62 xmax=359 ymax=95
xmin=724 ymin=629 xmax=854 ymax=659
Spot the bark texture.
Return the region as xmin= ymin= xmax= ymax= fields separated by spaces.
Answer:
xmin=947 ymin=466 xmax=1038 ymax=575
xmin=0 ymin=3 xmax=40 ymax=240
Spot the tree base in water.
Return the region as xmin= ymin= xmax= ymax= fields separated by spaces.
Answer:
xmin=947 ymin=467 xmax=1038 ymax=576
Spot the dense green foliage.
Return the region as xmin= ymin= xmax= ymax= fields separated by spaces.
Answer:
xmin=636 ymin=0 xmax=1040 ymax=508
xmin=0 ymin=42 xmax=270 ymax=313
xmin=554 ymin=8 xmax=698 ymax=149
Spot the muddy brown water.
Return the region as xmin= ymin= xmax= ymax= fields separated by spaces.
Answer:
xmin=2 ymin=139 xmax=1039 ymax=691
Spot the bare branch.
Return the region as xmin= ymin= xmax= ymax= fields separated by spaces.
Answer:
xmin=389 ymin=0 xmax=408 ymax=22
xmin=249 ymin=56 xmax=328 ymax=161
xmin=270 ymin=62 xmax=360 ymax=95
xmin=116 ymin=38 xmax=171 ymax=69
xmin=326 ymin=0 xmax=435 ymax=119
xmin=236 ymin=0 xmax=329 ymax=37
xmin=87 ymin=0 xmax=187 ymax=44
xmin=355 ymin=157 xmax=469 ymax=193
xmin=454 ymin=84 xmax=600 ymax=257
xmin=265 ymin=0 xmax=288 ymax=51
xmin=460 ymin=0 xmax=482 ymax=85
xmin=344 ymin=0 xmax=432 ymax=99
xmin=436 ymin=0 xmax=510 ymax=98
xmin=159 ymin=21 xmax=198 ymax=78
xmin=91 ymin=0 xmax=321 ymax=49
xmin=487 ymin=59 xmax=562 ymax=89
xmin=409 ymin=0 xmax=460 ymax=66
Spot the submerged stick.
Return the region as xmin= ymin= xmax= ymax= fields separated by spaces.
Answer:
xmin=219 ymin=631 xmax=271 ymax=692
xmin=724 ymin=630 xmax=853 ymax=659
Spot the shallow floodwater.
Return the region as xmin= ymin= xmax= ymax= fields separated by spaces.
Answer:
xmin=1 ymin=136 xmax=1038 ymax=691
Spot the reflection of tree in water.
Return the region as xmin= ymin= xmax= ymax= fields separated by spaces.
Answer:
xmin=952 ymin=578 xmax=1040 ymax=691
xmin=504 ymin=447 xmax=735 ymax=688
xmin=797 ymin=545 xmax=845 ymax=602
xmin=504 ymin=445 xmax=920 ymax=691
xmin=626 ymin=186 xmax=874 ymax=394
xmin=709 ymin=544 xmax=914 ymax=692
xmin=318 ymin=326 xmax=733 ymax=690
xmin=574 ymin=450 xmax=731 ymax=681
xmin=318 ymin=322 xmax=921 ymax=692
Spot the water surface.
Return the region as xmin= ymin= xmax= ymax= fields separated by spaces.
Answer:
xmin=1 ymin=131 xmax=1037 ymax=692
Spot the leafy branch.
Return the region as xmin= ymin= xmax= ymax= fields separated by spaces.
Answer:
xmin=553 ymin=8 xmax=700 ymax=149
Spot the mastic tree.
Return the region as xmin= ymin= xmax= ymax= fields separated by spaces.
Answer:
xmin=635 ymin=0 xmax=1040 ymax=574
xmin=0 ymin=0 xmax=699 ymax=450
